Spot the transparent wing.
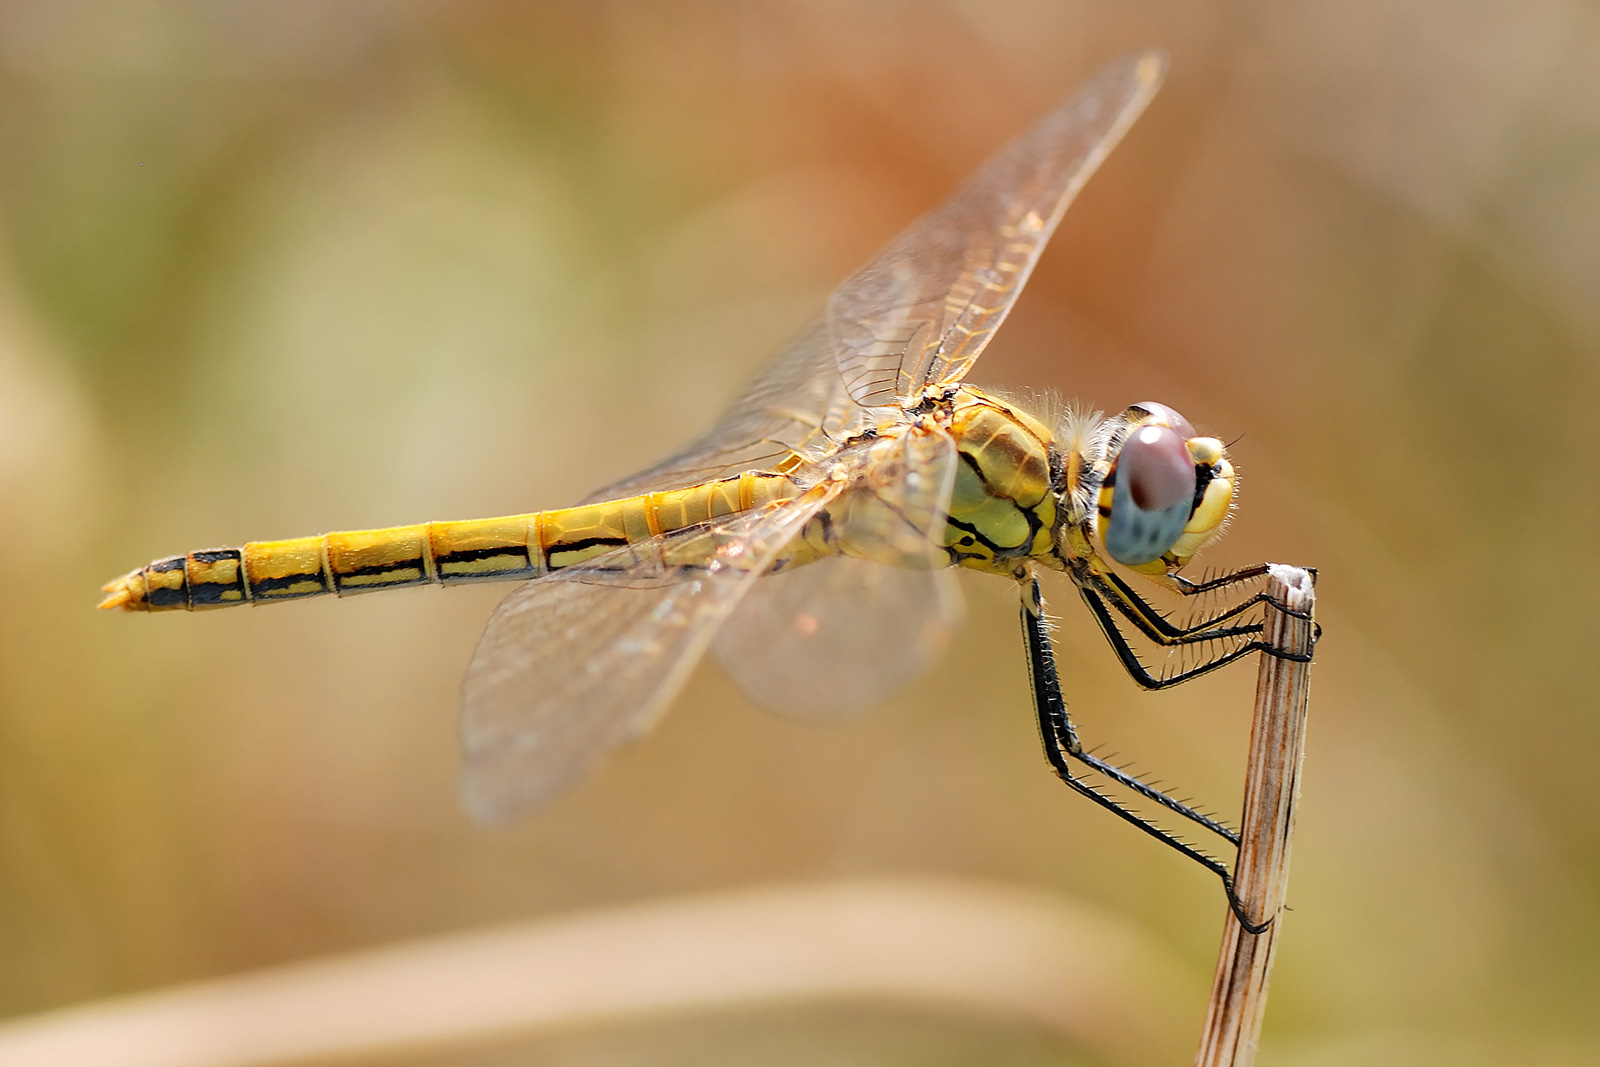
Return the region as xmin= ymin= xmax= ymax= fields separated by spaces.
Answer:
xmin=828 ymin=51 xmax=1166 ymax=410
xmin=582 ymin=320 xmax=872 ymax=502
xmin=459 ymin=481 xmax=841 ymax=822
xmin=583 ymin=53 xmax=1160 ymax=500
xmin=715 ymin=426 xmax=963 ymax=718
xmin=715 ymin=557 xmax=962 ymax=720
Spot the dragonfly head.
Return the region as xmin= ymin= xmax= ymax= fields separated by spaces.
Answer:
xmin=1096 ymin=401 xmax=1236 ymax=576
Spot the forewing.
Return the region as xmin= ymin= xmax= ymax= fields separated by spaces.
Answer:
xmin=583 ymin=54 xmax=1161 ymax=499
xmin=828 ymin=51 xmax=1166 ymax=409
xmin=715 ymin=427 xmax=963 ymax=718
xmin=459 ymin=482 xmax=841 ymax=822
xmin=582 ymin=320 xmax=871 ymax=502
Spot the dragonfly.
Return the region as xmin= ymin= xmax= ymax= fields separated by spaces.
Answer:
xmin=101 ymin=52 xmax=1312 ymax=928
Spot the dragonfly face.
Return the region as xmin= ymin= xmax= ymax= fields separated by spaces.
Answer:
xmin=1091 ymin=401 xmax=1238 ymax=576
xmin=101 ymin=51 xmax=1312 ymax=921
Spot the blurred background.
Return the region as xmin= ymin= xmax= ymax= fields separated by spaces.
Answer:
xmin=2 ymin=1 xmax=1598 ymax=1064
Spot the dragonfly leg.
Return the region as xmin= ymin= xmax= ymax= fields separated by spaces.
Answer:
xmin=1021 ymin=578 xmax=1268 ymax=933
xmin=1078 ymin=583 xmax=1311 ymax=692
xmin=1075 ymin=565 xmax=1318 ymax=651
xmin=1172 ymin=563 xmax=1318 ymax=596
xmin=1166 ymin=566 xmax=1317 ymax=628
xmin=1090 ymin=566 xmax=1314 ymax=647
xmin=1170 ymin=562 xmax=1273 ymax=595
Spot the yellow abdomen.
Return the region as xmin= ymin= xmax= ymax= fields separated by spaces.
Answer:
xmin=100 ymin=472 xmax=802 ymax=612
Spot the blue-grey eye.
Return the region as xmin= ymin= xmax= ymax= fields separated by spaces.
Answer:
xmin=1104 ymin=424 xmax=1196 ymax=566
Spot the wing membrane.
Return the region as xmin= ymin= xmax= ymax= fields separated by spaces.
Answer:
xmin=828 ymin=51 xmax=1165 ymax=409
xmin=460 ymin=482 xmax=840 ymax=821
xmin=582 ymin=320 xmax=871 ymax=502
xmin=583 ymin=53 xmax=1162 ymax=499
xmin=715 ymin=556 xmax=962 ymax=720
xmin=716 ymin=427 xmax=963 ymax=718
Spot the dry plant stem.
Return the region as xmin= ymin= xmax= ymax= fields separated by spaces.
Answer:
xmin=0 ymin=879 xmax=1195 ymax=1067
xmin=1194 ymin=565 xmax=1316 ymax=1067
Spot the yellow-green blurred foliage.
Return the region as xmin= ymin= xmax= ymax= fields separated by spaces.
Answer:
xmin=1 ymin=2 xmax=1597 ymax=1064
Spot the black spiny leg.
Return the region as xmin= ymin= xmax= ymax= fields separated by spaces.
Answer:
xmin=1022 ymin=577 xmax=1269 ymax=933
xmin=1081 ymin=566 xmax=1315 ymax=650
xmin=1079 ymin=583 xmax=1313 ymax=692
xmin=1171 ymin=563 xmax=1320 ymax=596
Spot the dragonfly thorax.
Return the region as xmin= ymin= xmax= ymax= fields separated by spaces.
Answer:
xmin=939 ymin=388 xmax=1061 ymax=575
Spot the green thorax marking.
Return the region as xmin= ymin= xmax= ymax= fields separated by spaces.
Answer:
xmin=940 ymin=390 xmax=1059 ymax=575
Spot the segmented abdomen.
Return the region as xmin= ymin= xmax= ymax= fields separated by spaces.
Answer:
xmin=100 ymin=472 xmax=802 ymax=612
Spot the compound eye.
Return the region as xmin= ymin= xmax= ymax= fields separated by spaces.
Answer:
xmin=1129 ymin=401 xmax=1196 ymax=440
xmin=1104 ymin=424 xmax=1198 ymax=567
